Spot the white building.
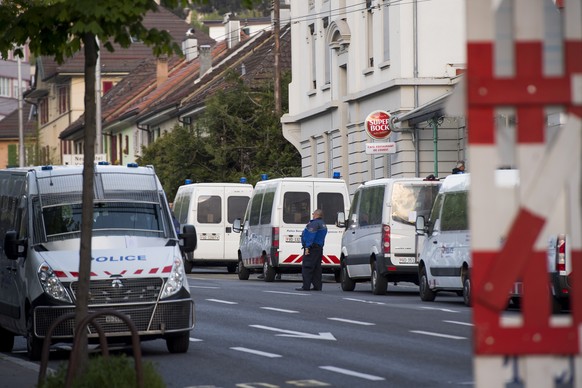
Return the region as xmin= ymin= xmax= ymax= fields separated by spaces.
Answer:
xmin=281 ymin=0 xmax=466 ymax=194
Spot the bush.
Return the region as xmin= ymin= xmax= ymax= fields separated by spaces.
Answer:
xmin=39 ymin=354 xmax=165 ymax=388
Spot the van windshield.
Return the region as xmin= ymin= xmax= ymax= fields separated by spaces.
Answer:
xmin=391 ymin=183 xmax=440 ymax=225
xmin=37 ymin=201 xmax=169 ymax=242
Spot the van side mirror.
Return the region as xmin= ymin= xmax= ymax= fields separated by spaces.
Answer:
xmin=415 ymin=216 xmax=426 ymax=236
xmin=232 ymin=218 xmax=242 ymax=233
xmin=4 ymin=230 xmax=25 ymax=260
xmin=180 ymin=224 xmax=197 ymax=253
xmin=336 ymin=212 xmax=346 ymax=228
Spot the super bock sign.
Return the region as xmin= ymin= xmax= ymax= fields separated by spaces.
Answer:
xmin=364 ymin=110 xmax=391 ymax=140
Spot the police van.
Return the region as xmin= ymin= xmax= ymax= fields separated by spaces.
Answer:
xmin=233 ymin=176 xmax=350 ymax=282
xmin=172 ymin=181 xmax=253 ymax=273
xmin=337 ymin=177 xmax=441 ymax=294
xmin=0 ymin=164 xmax=197 ymax=360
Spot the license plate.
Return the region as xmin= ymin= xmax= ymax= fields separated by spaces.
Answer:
xmin=285 ymin=236 xmax=301 ymax=243
xmin=200 ymin=234 xmax=220 ymax=241
xmin=105 ymin=315 xmax=127 ymax=324
xmin=399 ymin=257 xmax=416 ymax=264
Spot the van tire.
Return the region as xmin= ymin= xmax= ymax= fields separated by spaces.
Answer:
xmin=166 ymin=332 xmax=190 ymax=353
xmin=462 ymin=277 xmax=471 ymax=307
xmin=238 ymin=260 xmax=250 ymax=280
xmin=371 ymin=265 xmax=387 ymax=295
xmin=26 ymin=313 xmax=42 ymax=361
xmin=340 ymin=265 xmax=356 ymax=291
xmin=419 ymin=266 xmax=436 ymax=302
xmin=0 ymin=326 xmax=14 ymax=352
xmin=263 ymin=260 xmax=276 ymax=282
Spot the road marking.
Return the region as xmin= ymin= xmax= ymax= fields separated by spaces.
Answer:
xmin=327 ymin=317 xmax=375 ymax=326
xmin=319 ymin=366 xmax=385 ymax=381
xmin=230 ymin=347 xmax=282 ymax=358
xmin=261 ymin=307 xmax=299 ymax=313
xmin=206 ymin=299 xmax=238 ymax=304
xmin=418 ymin=306 xmax=460 ymax=313
xmin=189 ymin=338 xmax=203 ymax=342
xmin=343 ymin=297 xmax=386 ymax=305
xmin=444 ymin=320 xmax=474 ymax=327
xmin=264 ymin=290 xmax=310 ymax=295
xmin=189 ymin=285 xmax=220 ymax=289
xmin=250 ymin=325 xmax=336 ymax=341
xmin=410 ymin=330 xmax=467 ymax=340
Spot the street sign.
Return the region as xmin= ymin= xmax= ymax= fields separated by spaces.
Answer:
xmin=62 ymin=154 xmax=107 ymax=165
xmin=365 ymin=142 xmax=395 ymax=154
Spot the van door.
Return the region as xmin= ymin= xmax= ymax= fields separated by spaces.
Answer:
xmin=224 ymin=187 xmax=251 ymax=262
xmin=194 ymin=187 xmax=225 ymax=261
xmin=314 ymin=181 xmax=348 ymax=268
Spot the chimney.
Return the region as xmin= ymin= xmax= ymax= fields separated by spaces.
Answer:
xmin=182 ymin=34 xmax=199 ymax=61
xmin=224 ymin=18 xmax=241 ymax=49
xmin=199 ymin=45 xmax=212 ymax=78
xmin=156 ymin=56 xmax=168 ymax=86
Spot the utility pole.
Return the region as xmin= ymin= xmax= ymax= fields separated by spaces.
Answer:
xmin=273 ymin=0 xmax=281 ymax=116
xmin=17 ymin=50 xmax=24 ymax=167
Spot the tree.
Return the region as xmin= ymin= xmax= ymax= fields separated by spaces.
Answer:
xmin=0 ymin=0 xmax=192 ymax=373
xmin=138 ymin=70 xmax=300 ymax=199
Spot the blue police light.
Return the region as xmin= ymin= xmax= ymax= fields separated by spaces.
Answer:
xmin=127 ymin=163 xmax=139 ymax=168
xmin=41 ymin=165 xmax=53 ymax=171
xmin=260 ymin=174 xmax=268 ymax=181
xmin=98 ymin=161 xmax=110 ymax=165
xmin=240 ymin=177 xmax=247 ymax=183
xmin=185 ymin=179 xmax=193 ymax=185
xmin=333 ymin=171 xmax=341 ymax=179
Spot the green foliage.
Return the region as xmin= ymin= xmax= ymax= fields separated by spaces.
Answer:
xmin=39 ymin=354 xmax=165 ymax=388
xmin=138 ymin=70 xmax=300 ymax=199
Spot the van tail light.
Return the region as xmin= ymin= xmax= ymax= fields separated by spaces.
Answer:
xmin=556 ymin=236 xmax=566 ymax=272
xmin=271 ymin=227 xmax=280 ymax=260
xmin=382 ymin=224 xmax=391 ymax=254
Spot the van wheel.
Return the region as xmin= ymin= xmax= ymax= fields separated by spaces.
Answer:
xmin=263 ymin=260 xmax=276 ymax=282
xmin=166 ymin=332 xmax=190 ymax=353
xmin=238 ymin=260 xmax=250 ymax=280
xmin=340 ymin=265 xmax=356 ymax=291
xmin=371 ymin=265 xmax=387 ymax=295
xmin=26 ymin=313 xmax=42 ymax=361
xmin=419 ymin=266 xmax=436 ymax=302
xmin=463 ymin=277 xmax=471 ymax=307
xmin=0 ymin=326 xmax=14 ymax=352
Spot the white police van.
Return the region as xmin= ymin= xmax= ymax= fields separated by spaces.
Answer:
xmin=233 ymin=175 xmax=350 ymax=282
xmin=0 ymin=164 xmax=197 ymax=360
xmin=172 ymin=180 xmax=253 ymax=273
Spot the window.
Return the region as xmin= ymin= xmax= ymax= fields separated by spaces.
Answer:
xmin=347 ymin=190 xmax=361 ymax=227
xmin=260 ymin=191 xmax=275 ymax=224
xmin=382 ymin=0 xmax=390 ymax=62
xmin=309 ymin=24 xmax=317 ymax=90
xmin=392 ymin=183 xmax=440 ymax=225
xmin=227 ymin=195 xmax=250 ymax=224
xmin=103 ymin=81 xmax=114 ymax=94
xmin=427 ymin=194 xmax=443 ymax=235
xmin=283 ymin=192 xmax=310 ymax=224
xmin=440 ymin=192 xmax=468 ymax=231
xmin=358 ymin=186 xmax=385 ymax=226
xmin=39 ymin=97 xmax=49 ymax=125
xmin=249 ymin=192 xmax=264 ymax=226
xmin=197 ymin=195 xmax=221 ymax=224
xmin=317 ymin=192 xmax=345 ymax=225
xmin=0 ymin=77 xmax=10 ymax=97
xmin=366 ymin=5 xmax=374 ymax=68
xmin=58 ymin=85 xmax=69 ymax=115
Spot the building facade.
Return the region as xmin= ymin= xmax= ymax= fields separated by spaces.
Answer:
xmin=281 ymin=0 xmax=466 ymax=194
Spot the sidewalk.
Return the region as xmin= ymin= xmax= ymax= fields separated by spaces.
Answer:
xmin=0 ymin=353 xmax=43 ymax=388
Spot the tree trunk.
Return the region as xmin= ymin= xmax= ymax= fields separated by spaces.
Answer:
xmin=73 ymin=32 xmax=98 ymax=375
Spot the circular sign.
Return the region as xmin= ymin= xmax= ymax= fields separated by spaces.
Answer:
xmin=365 ymin=110 xmax=392 ymax=140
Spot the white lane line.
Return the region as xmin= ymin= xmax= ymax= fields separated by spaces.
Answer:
xmin=410 ymin=330 xmax=467 ymax=340
xmin=320 ymin=366 xmax=385 ymax=381
xmin=343 ymin=297 xmax=386 ymax=305
xmin=444 ymin=320 xmax=474 ymax=327
xmin=264 ymin=290 xmax=310 ymax=295
xmin=189 ymin=285 xmax=220 ymax=289
xmin=418 ymin=306 xmax=460 ymax=313
xmin=261 ymin=307 xmax=299 ymax=313
xmin=327 ymin=317 xmax=375 ymax=326
xmin=231 ymin=347 xmax=282 ymax=358
xmin=189 ymin=338 xmax=203 ymax=342
xmin=205 ymin=299 xmax=238 ymax=304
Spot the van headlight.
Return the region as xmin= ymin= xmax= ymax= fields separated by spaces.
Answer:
xmin=38 ymin=262 xmax=73 ymax=303
xmin=161 ymin=257 xmax=187 ymax=298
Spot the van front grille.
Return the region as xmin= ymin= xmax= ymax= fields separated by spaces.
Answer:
xmin=70 ymin=278 xmax=163 ymax=304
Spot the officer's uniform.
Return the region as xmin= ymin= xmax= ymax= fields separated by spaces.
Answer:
xmin=299 ymin=215 xmax=328 ymax=290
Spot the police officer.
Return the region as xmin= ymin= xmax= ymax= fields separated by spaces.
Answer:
xmin=296 ymin=209 xmax=328 ymax=291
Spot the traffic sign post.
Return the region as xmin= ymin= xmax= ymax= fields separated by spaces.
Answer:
xmin=468 ymin=0 xmax=582 ymax=386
